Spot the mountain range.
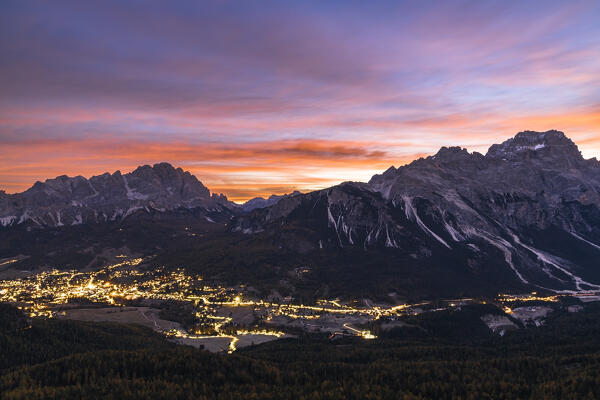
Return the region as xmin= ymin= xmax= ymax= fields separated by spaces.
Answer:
xmin=233 ymin=130 xmax=600 ymax=292
xmin=0 ymin=162 xmax=235 ymax=227
xmin=2 ymin=130 xmax=599 ymax=295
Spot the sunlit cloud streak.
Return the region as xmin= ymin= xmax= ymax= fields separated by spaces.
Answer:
xmin=0 ymin=138 xmax=420 ymax=201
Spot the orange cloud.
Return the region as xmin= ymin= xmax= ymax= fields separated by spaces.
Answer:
xmin=2 ymin=105 xmax=599 ymax=202
xmin=0 ymin=138 xmax=424 ymax=202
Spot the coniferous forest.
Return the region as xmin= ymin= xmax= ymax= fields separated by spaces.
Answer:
xmin=2 ymin=302 xmax=600 ymax=399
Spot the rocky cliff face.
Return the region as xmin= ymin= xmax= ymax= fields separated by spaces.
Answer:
xmin=232 ymin=131 xmax=600 ymax=292
xmin=0 ymin=163 xmax=236 ymax=227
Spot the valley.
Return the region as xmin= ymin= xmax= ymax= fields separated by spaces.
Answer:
xmin=1 ymin=255 xmax=596 ymax=353
xmin=3 ymin=2 xmax=600 ymax=396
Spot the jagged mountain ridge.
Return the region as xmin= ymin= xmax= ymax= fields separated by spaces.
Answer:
xmin=242 ymin=191 xmax=302 ymax=212
xmin=0 ymin=162 xmax=236 ymax=227
xmin=2 ymin=130 xmax=599 ymax=293
xmin=232 ymin=131 xmax=600 ymax=292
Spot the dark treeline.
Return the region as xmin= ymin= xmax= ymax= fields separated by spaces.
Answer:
xmin=2 ymin=303 xmax=600 ymax=399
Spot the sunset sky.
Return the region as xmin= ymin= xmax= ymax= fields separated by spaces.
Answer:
xmin=1 ymin=1 xmax=599 ymax=202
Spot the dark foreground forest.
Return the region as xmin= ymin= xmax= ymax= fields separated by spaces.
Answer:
xmin=1 ymin=302 xmax=600 ymax=399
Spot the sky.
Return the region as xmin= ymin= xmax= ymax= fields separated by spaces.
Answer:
xmin=1 ymin=1 xmax=599 ymax=202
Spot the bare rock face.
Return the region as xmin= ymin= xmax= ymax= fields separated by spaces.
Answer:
xmin=232 ymin=131 xmax=600 ymax=292
xmin=0 ymin=163 xmax=236 ymax=227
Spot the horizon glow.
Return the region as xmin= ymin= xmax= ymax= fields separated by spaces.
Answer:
xmin=1 ymin=1 xmax=599 ymax=201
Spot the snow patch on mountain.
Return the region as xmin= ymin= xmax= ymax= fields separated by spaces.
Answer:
xmin=569 ymin=231 xmax=600 ymax=251
xmin=0 ymin=216 xmax=16 ymax=227
xmin=509 ymin=233 xmax=600 ymax=291
xmin=468 ymin=229 xmax=528 ymax=284
xmin=402 ymin=196 xmax=451 ymax=249
xmin=122 ymin=175 xmax=148 ymax=200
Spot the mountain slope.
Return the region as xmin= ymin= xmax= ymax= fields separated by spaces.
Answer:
xmin=232 ymin=131 xmax=600 ymax=292
xmin=241 ymin=191 xmax=302 ymax=212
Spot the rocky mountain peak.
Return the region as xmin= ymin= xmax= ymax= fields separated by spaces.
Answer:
xmin=0 ymin=163 xmax=234 ymax=228
xmin=429 ymin=146 xmax=484 ymax=166
xmin=486 ymin=130 xmax=582 ymax=166
xmin=241 ymin=190 xmax=303 ymax=212
xmin=233 ymin=130 xmax=600 ymax=292
xmin=435 ymin=146 xmax=468 ymax=157
xmin=127 ymin=162 xmax=210 ymax=200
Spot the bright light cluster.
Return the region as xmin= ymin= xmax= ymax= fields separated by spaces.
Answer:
xmin=0 ymin=259 xmax=451 ymax=343
xmin=0 ymin=258 xmax=215 ymax=316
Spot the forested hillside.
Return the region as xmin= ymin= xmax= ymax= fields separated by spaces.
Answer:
xmin=2 ymin=303 xmax=600 ymax=399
